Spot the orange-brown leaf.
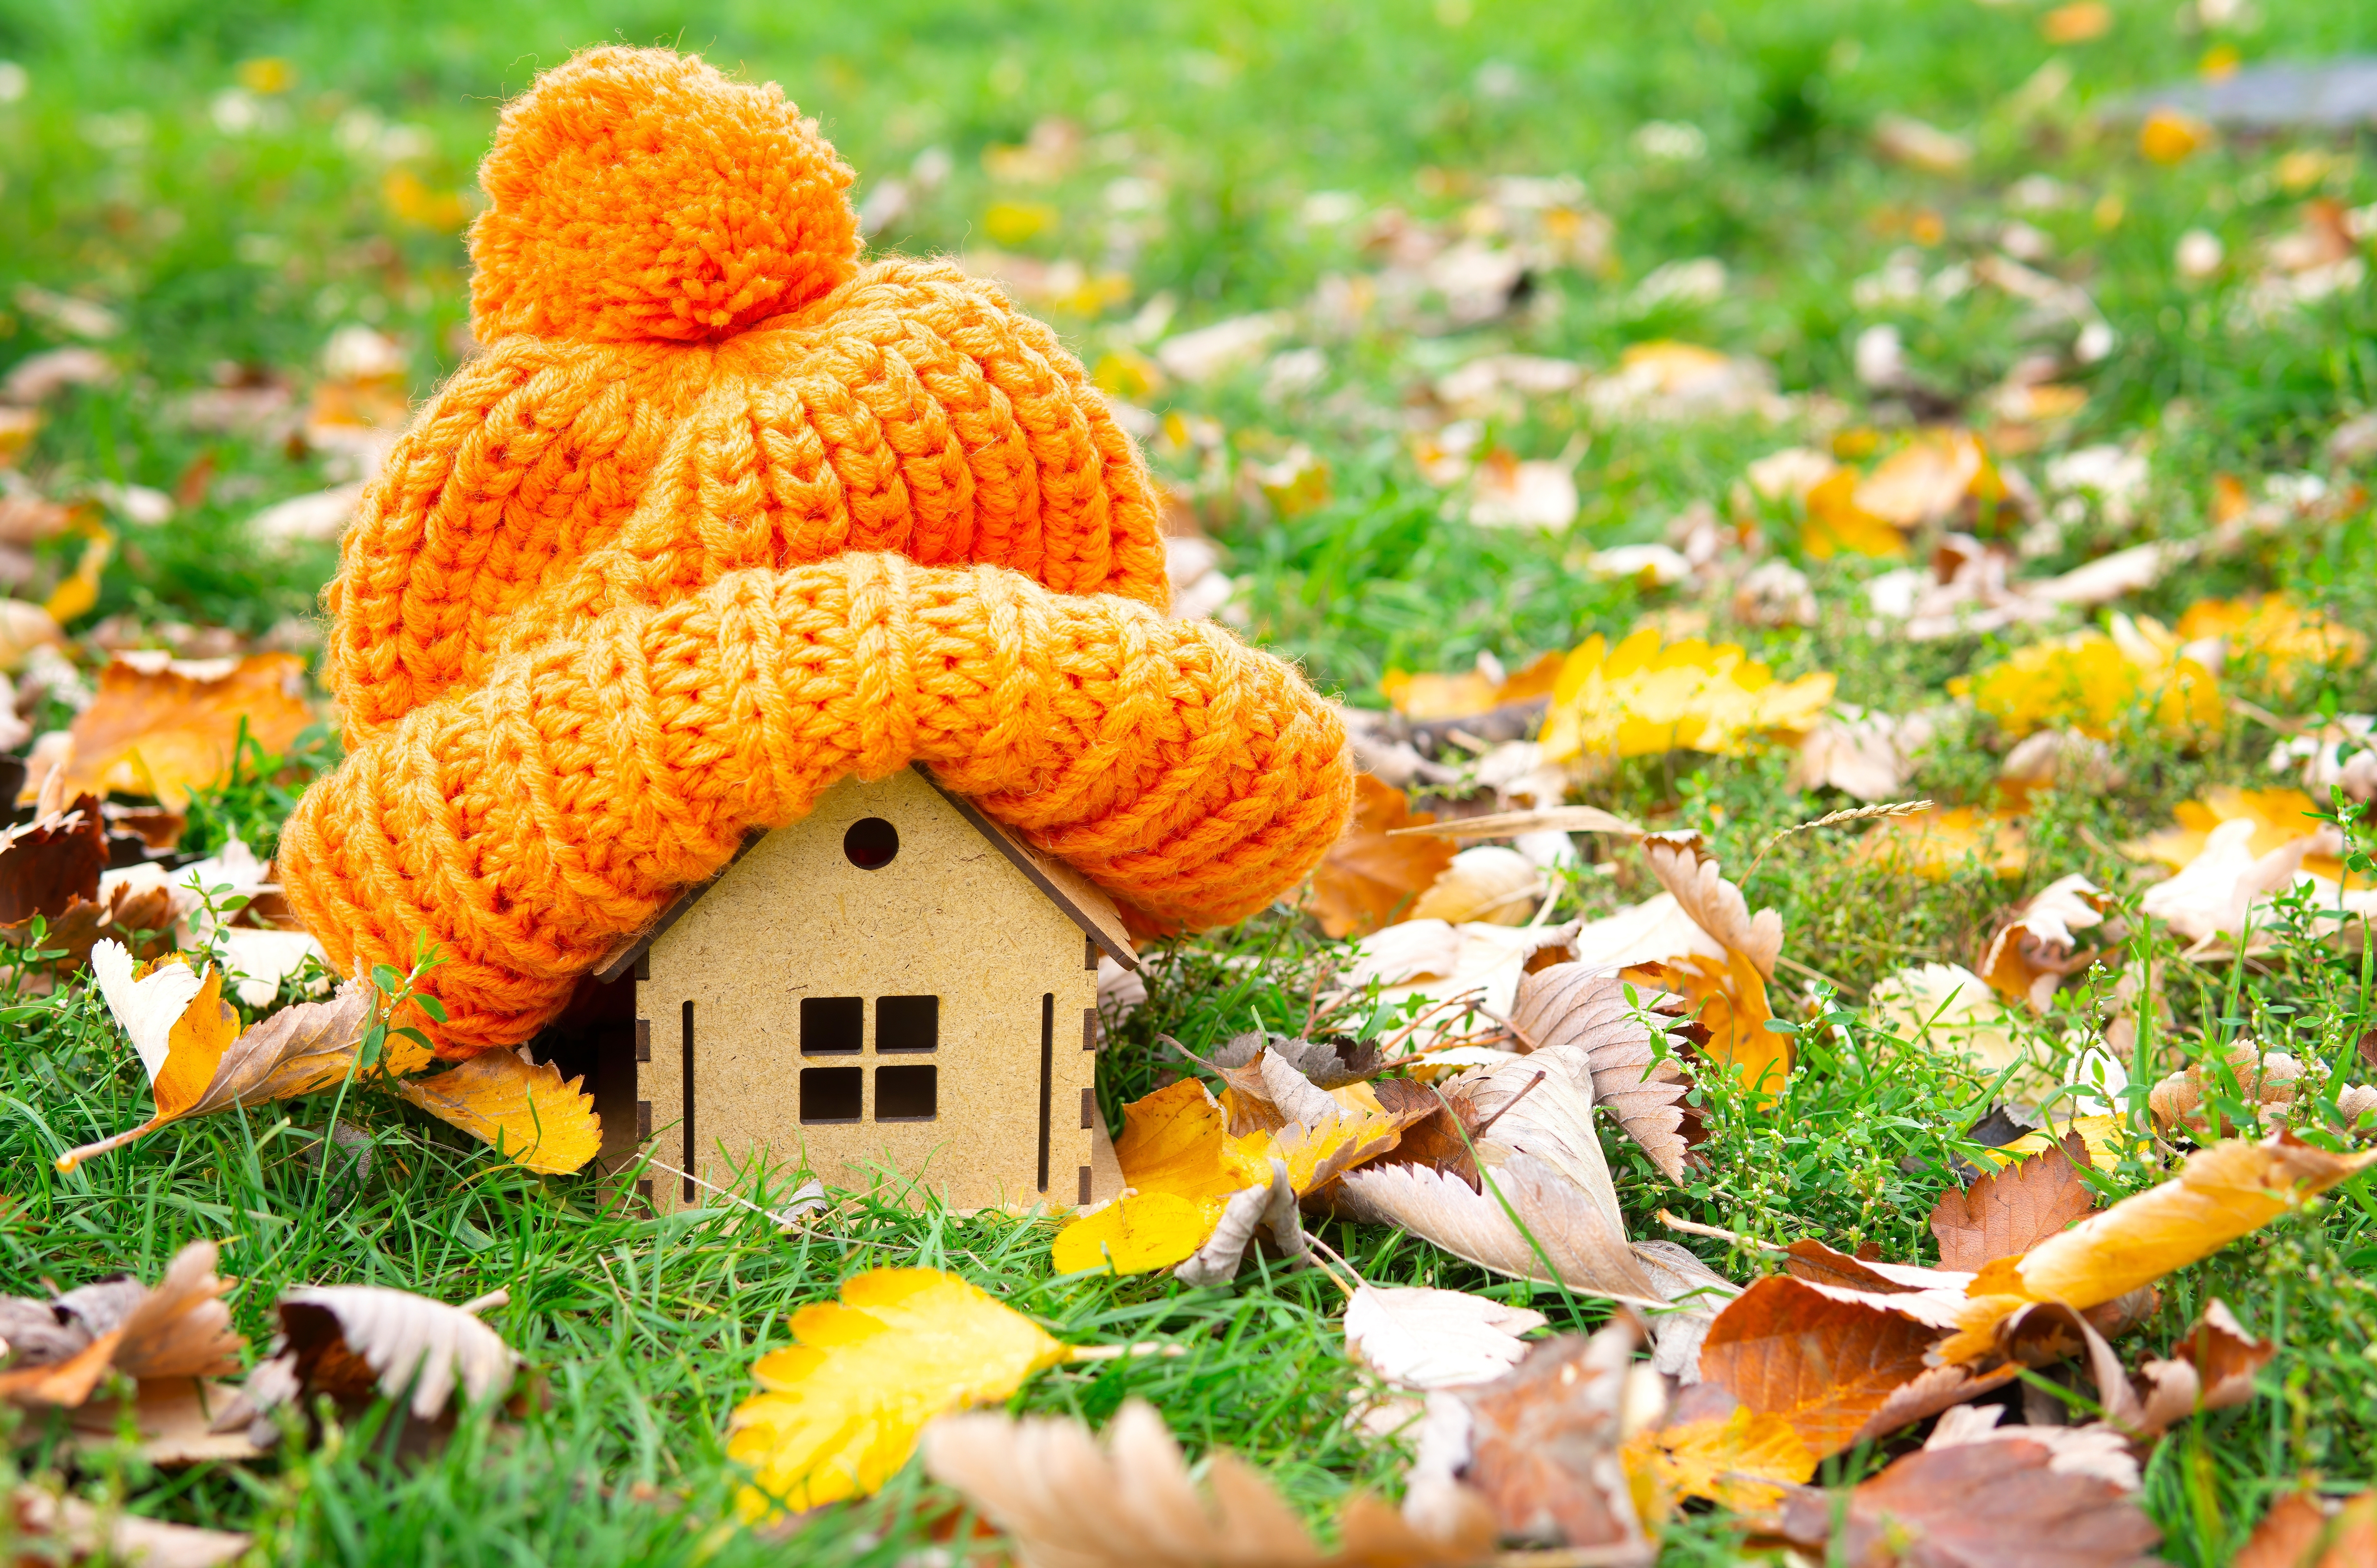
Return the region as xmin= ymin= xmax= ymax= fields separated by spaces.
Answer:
xmin=1929 ymin=1131 xmax=2099 ymax=1271
xmin=1776 ymin=1438 xmax=2162 ymax=1568
xmin=111 ymin=1241 xmax=245 ymax=1381
xmin=2235 ymin=1490 xmax=2377 ymax=1568
xmin=1461 ymin=1324 xmax=1654 ymax=1551
xmin=58 ymin=652 xmax=314 ymax=810
xmin=1303 ymin=774 xmax=1458 ymax=938
xmin=1697 ymin=1274 xmax=1941 ymax=1463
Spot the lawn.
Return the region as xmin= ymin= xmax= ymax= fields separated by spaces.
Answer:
xmin=0 ymin=0 xmax=2374 ymax=1563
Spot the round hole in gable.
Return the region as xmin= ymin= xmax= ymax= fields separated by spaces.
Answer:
xmin=844 ymin=817 xmax=900 ymax=870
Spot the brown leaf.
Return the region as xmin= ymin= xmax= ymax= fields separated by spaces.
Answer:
xmin=1776 ymin=1438 xmax=2163 ymax=1568
xmin=921 ymin=1397 xmax=1494 ymax=1568
xmin=58 ymin=651 xmax=313 ymax=810
xmin=1979 ymin=875 xmax=2111 ymax=1011
xmin=1460 ymin=1322 xmax=1655 ymax=1554
xmin=67 ymin=1378 xmax=267 ymax=1466
xmin=179 ymin=982 xmax=374 ymax=1118
xmin=1303 ymin=774 xmax=1458 ymax=938
xmin=1639 ymin=833 xmax=1782 ymax=979
xmin=111 ymin=1240 xmax=245 ymax=1380
xmin=7 ymin=1485 xmax=250 ymax=1567
xmin=0 ymin=1242 xmax=246 ymax=1410
xmin=2236 ymin=1490 xmax=2377 ymax=1568
xmin=2147 ymin=1043 xmax=2307 ymax=1137
xmin=1929 ymin=1131 xmax=2100 ymax=1271
xmin=1510 ymin=964 xmax=1689 ymax=1182
xmin=229 ymin=1284 xmax=519 ymax=1428
xmin=1781 ymin=1238 xmax=1976 ymax=1297
xmin=1332 ymin=1154 xmax=1663 ymax=1303
xmin=0 ymin=1331 xmax=123 ymax=1407
xmin=2130 ymin=1299 xmax=2274 ymax=1436
xmin=1696 ymin=1274 xmax=1942 ymax=1463
xmin=0 ymin=794 xmax=105 ymax=924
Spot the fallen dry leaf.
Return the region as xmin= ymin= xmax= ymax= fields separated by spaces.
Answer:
xmin=1539 ymin=628 xmax=1835 ymax=768
xmin=1640 ymin=834 xmax=1780 ymax=980
xmin=1407 ymin=845 xmax=1543 ymax=927
xmin=1920 ymin=1404 xmax=2140 ymax=1491
xmin=2175 ymin=594 xmax=2367 ymax=697
xmin=1775 ymin=1435 xmax=2162 ymax=1568
xmin=395 ymin=1046 xmax=601 ymax=1175
xmin=0 ymin=792 xmax=105 ymax=925
xmin=1929 ymin=1131 xmax=2099 ymax=1272
xmin=1459 ymin=1322 xmax=1657 ymax=1555
xmin=1304 ymin=774 xmax=1459 ymax=938
xmin=1803 ymin=464 xmax=1909 ymax=559
xmin=1510 ymin=964 xmax=1688 ymax=1182
xmin=1854 ymin=429 xmax=1997 ymax=529
xmin=2234 ymin=1489 xmax=2377 ymax=1568
xmin=728 ymin=1268 xmax=1077 ymax=1517
xmin=5 ymin=1485 xmax=250 ymax=1567
xmin=2129 ymin=1298 xmax=2275 ymax=1436
xmin=924 ymin=1397 xmax=1492 ymax=1568
xmin=224 ymin=1280 xmax=517 ymax=1445
xmin=1941 ymin=1131 xmax=2377 ymax=1364
xmin=0 ymin=1240 xmax=248 ymax=1432
xmin=1980 ymin=875 xmax=2112 ymax=1011
xmin=61 ymin=964 xmax=401 ymax=1172
xmin=2129 ymin=786 xmax=2349 ymax=884
xmin=1381 ymin=651 xmax=1564 ymax=722
xmin=1852 ymin=806 xmax=2029 ymax=881
xmin=1626 ymin=1386 xmax=1814 ymax=1514
xmin=1792 ymin=704 xmax=1939 ymax=802
xmin=2145 ymin=1043 xmax=2323 ymax=1138
xmin=1953 ymin=622 xmax=2222 ymax=746
xmin=1172 ymin=1159 xmax=1309 ymax=1286
xmin=1696 ymin=1274 xmax=1943 ymax=1463
xmin=1333 ymin=1153 xmax=1663 ymax=1303
xmin=55 ymin=652 xmax=313 ymax=809
xmin=1342 ymin=1284 xmax=1546 ymax=1392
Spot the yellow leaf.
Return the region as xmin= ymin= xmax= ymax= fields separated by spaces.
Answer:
xmin=1110 ymin=1078 xmax=1273 ymax=1205
xmin=2140 ymin=108 xmax=2211 ymax=165
xmin=56 ymin=653 xmax=314 ymax=810
xmin=1627 ymin=1406 xmax=1813 ymax=1512
xmin=1800 ymin=466 xmax=1907 ymax=559
xmin=2130 ymin=786 xmax=2323 ymax=872
xmin=1975 ymin=1114 xmax=2141 ymax=1174
xmin=983 ymin=200 xmax=1056 ymax=246
xmin=2175 ymin=593 xmax=2368 ymax=697
xmin=1851 ymin=806 xmax=2028 ymax=882
xmin=1051 ymin=1191 xmax=1214 ymax=1275
xmin=1952 ymin=626 xmax=2221 ymax=744
xmin=2041 ymin=2 xmax=2113 ymax=44
xmin=1942 ymin=1131 xmax=2375 ymax=1362
xmin=729 ymin=1268 xmax=1073 ymax=1516
xmin=1270 ymin=1109 xmax=1403 ymax=1193
xmin=395 ymin=1049 xmax=601 ymax=1175
xmin=41 ymin=527 xmax=113 ymax=625
xmin=1540 ymin=628 xmax=1835 ymax=765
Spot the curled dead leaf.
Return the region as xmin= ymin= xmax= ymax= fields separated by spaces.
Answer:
xmin=1775 ymin=1437 xmax=2162 ymax=1568
xmin=1510 ymin=964 xmax=1688 ymax=1182
xmin=923 ymin=1398 xmax=1493 ymax=1568
xmin=1306 ymin=775 xmax=1460 ymax=939
xmin=396 ymin=1047 xmax=601 ymax=1175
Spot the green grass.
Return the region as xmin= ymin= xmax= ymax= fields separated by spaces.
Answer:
xmin=3 ymin=0 xmax=2377 ymax=1562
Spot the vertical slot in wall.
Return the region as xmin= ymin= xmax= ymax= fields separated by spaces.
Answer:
xmin=1036 ymin=991 xmax=1053 ymax=1193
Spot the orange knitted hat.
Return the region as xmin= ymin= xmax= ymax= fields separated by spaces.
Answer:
xmin=280 ymin=47 xmax=1353 ymax=1056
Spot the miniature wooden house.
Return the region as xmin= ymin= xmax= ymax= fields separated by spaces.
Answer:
xmin=592 ymin=764 xmax=1135 ymax=1215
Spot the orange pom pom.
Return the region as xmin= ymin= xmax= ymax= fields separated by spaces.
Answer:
xmin=469 ymin=47 xmax=860 ymax=343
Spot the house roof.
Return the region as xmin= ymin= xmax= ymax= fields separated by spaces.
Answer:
xmin=593 ymin=763 xmax=1141 ymax=983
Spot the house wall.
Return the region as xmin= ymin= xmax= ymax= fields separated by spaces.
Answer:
xmin=635 ymin=767 xmax=1104 ymax=1215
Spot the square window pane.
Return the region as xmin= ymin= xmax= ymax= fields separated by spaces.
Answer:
xmin=799 ymin=1067 xmax=863 ymax=1124
xmin=801 ymin=995 xmax=863 ymax=1054
xmin=875 ymin=994 xmax=938 ymax=1053
xmin=874 ymin=1064 xmax=937 ymax=1122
